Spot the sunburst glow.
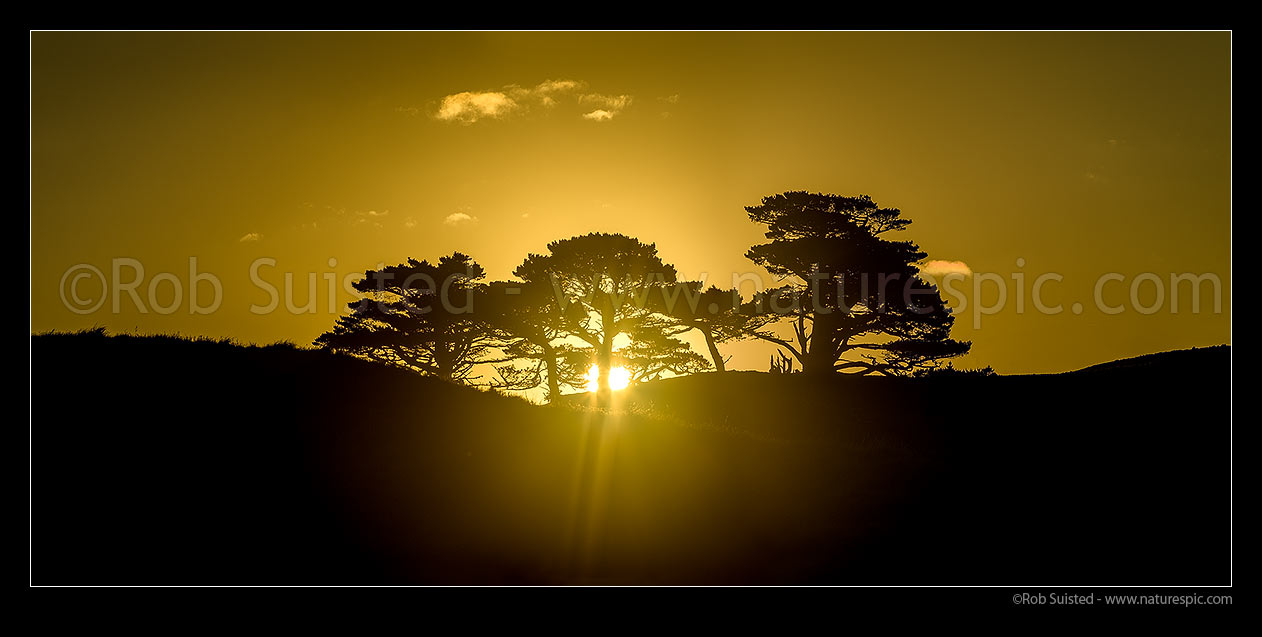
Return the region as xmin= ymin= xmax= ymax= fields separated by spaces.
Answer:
xmin=586 ymin=364 xmax=631 ymax=392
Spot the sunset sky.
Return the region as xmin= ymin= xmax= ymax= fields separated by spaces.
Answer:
xmin=31 ymin=31 xmax=1231 ymax=376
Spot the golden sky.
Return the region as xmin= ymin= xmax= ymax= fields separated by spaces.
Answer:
xmin=31 ymin=31 xmax=1231 ymax=374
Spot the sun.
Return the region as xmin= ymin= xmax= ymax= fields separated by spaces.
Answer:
xmin=586 ymin=364 xmax=631 ymax=392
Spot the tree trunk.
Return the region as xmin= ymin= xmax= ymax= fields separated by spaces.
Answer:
xmin=702 ymin=328 xmax=725 ymax=373
xmin=543 ymin=345 xmax=561 ymax=404
xmin=595 ymin=337 xmax=614 ymax=405
xmin=435 ymin=343 xmax=455 ymax=381
xmin=802 ymin=315 xmax=837 ymax=375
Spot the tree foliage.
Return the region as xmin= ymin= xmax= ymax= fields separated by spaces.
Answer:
xmin=312 ymin=194 xmax=974 ymax=396
xmin=514 ymin=233 xmax=679 ymax=398
xmin=743 ymin=191 xmax=970 ymax=375
xmin=314 ymin=253 xmax=502 ymax=383
xmin=649 ymin=283 xmax=775 ymax=372
xmin=480 ymin=280 xmax=591 ymax=402
xmin=616 ymin=327 xmax=712 ymax=385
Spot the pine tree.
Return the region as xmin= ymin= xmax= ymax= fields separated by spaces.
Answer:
xmin=514 ymin=233 xmax=679 ymax=400
xmin=314 ymin=253 xmax=502 ymax=384
xmin=743 ymin=192 xmax=970 ymax=375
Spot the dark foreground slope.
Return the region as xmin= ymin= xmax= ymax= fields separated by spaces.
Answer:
xmin=31 ymin=333 xmax=1231 ymax=584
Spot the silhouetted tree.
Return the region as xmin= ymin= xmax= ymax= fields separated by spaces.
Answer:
xmin=314 ymin=253 xmax=502 ymax=383
xmin=744 ymin=192 xmax=970 ymax=375
xmin=617 ymin=327 xmax=712 ymax=385
xmin=649 ymin=283 xmax=774 ymax=372
xmin=514 ymin=233 xmax=679 ymax=400
xmin=480 ymin=280 xmax=591 ymax=402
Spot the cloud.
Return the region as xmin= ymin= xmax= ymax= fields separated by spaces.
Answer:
xmin=435 ymin=91 xmax=520 ymax=124
xmin=238 ymin=232 xmax=262 ymax=243
xmin=295 ymin=204 xmax=396 ymax=234
xmin=532 ymin=79 xmax=581 ymax=95
xmin=348 ymin=209 xmax=389 ymax=228
xmin=581 ymin=93 xmax=632 ymax=110
xmin=444 ymin=212 xmax=478 ymax=226
xmin=434 ymin=79 xmax=586 ymax=124
xmin=920 ymin=260 xmax=972 ymax=277
xmin=506 ymin=79 xmax=583 ymax=105
xmin=579 ymin=93 xmax=632 ymax=121
xmin=430 ymin=80 xmax=634 ymax=123
xmin=657 ymin=94 xmax=679 ymax=119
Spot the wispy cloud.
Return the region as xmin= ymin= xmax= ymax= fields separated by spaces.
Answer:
xmin=428 ymin=80 xmax=634 ymax=123
xmin=436 ymin=91 xmax=520 ymax=124
xmin=444 ymin=212 xmax=478 ymax=226
xmin=579 ymin=93 xmax=632 ymax=121
xmin=657 ymin=94 xmax=680 ymax=119
xmin=581 ymin=93 xmax=632 ymax=110
xmin=348 ymin=209 xmax=390 ymax=228
xmin=291 ymin=204 xmax=411 ymax=236
xmin=433 ymin=79 xmax=582 ymax=124
xmin=531 ymin=79 xmax=581 ymax=95
xmin=238 ymin=232 xmax=262 ymax=243
xmin=920 ymin=260 xmax=972 ymax=277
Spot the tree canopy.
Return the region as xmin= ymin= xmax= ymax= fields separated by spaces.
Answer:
xmin=479 ymin=280 xmax=590 ymax=402
xmin=314 ymin=253 xmax=501 ymax=383
xmin=743 ymin=192 xmax=970 ymax=375
xmin=513 ymin=233 xmax=680 ymax=399
xmin=313 ymin=193 xmax=972 ymax=398
xmin=648 ymin=283 xmax=774 ymax=373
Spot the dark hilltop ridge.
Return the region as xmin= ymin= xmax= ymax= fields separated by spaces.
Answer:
xmin=31 ymin=330 xmax=1230 ymax=585
xmin=1066 ymin=345 xmax=1230 ymax=375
